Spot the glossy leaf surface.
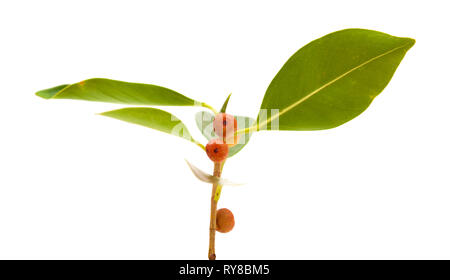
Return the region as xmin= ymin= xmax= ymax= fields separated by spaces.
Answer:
xmin=36 ymin=78 xmax=197 ymax=106
xmin=259 ymin=29 xmax=415 ymax=131
xmin=101 ymin=107 xmax=197 ymax=144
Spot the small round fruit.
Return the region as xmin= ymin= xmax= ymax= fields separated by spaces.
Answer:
xmin=205 ymin=138 xmax=229 ymax=162
xmin=216 ymin=208 xmax=235 ymax=233
xmin=213 ymin=113 xmax=238 ymax=145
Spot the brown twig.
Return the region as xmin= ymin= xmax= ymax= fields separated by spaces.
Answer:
xmin=208 ymin=162 xmax=222 ymax=260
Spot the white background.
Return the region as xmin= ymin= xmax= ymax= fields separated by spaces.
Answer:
xmin=0 ymin=0 xmax=449 ymax=260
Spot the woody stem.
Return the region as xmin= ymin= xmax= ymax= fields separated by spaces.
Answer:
xmin=208 ymin=161 xmax=223 ymax=260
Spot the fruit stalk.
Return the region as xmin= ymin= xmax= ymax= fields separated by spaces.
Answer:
xmin=208 ymin=162 xmax=222 ymax=260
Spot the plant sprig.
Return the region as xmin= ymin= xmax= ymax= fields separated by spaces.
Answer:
xmin=35 ymin=28 xmax=415 ymax=259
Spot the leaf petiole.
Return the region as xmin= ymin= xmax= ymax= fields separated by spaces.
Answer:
xmin=201 ymin=102 xmax=219 ymax=115
xmin=195 ymin=141 xmax=206 ymax=151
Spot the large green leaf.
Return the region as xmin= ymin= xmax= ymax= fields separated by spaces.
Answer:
xmin=258 ymin=29 xmax=415 ymax=131
xmin=101 ymin=107 xmax=200 ymax=146
xmin=195 ymin=111 xmax=254 ymax=157
xmin=36 ymin=78 xmax=198 ymax=106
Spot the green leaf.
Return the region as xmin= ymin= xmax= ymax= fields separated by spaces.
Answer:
xmin=36 ymin=78 xmax=198 ymax=106
xmin=258 ymin=29 xmax=415 ymax=131
xmin=220 ymin=93 xmax=232 ymax=113
xmin=195 ymin=111 xmax=254 ymax=157
xmin=100 ymin=107 xmax=200 ymax=146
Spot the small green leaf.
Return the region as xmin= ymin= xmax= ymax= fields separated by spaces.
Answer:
xmin=36 ymin=78 xmax=198 ymax=106
xmin=195 ymin=111 xmax=254 ymax=157
xmin=258 ymin=29 xmax=415 ymax=131
xmin=101 ymin=107 xmax=199 ymax=146
xmin=220 ymin=93 xmax=232 ymax=113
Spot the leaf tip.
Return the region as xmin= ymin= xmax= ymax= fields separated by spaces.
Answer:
xmin=35 ymin=90 xmax=51 ymax=99
xmin=407 ymin=37 xmax=416 ymax=48
xmin=400 ymin=37 xmax=415 ymax=51
xmin=97 ymin=110 xmax=115 ymax=118
xmin=35 ymin=84 xmax=70 ymax=99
